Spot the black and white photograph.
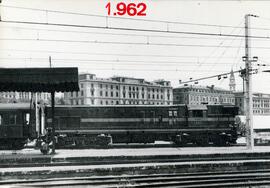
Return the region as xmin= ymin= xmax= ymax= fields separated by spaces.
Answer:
xmin=1 ymin=0 xmax=270 ymax=187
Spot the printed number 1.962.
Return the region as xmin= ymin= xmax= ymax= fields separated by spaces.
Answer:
xmin=106 ymin=2 xmax=147 ymax=16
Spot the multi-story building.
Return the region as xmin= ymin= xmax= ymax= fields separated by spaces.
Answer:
xmin=235 ymin=92 xmax=270 ymax=115
xmin=64 ymin=73 xmax=173 ymax=105
xmin=173 ymin=85 xmax=235 ymax=105
xmin=0 ymin=92 xmax=50 ymax=103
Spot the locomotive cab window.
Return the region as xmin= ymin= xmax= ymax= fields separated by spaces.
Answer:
xmin=192 ymin=110 xmax=203 ymax=118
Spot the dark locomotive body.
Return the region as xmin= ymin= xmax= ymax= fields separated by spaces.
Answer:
xmin=45 ymin=104 xmax=238 ymax=147
xmin=0 ymin=104 xmax=36 ymax=149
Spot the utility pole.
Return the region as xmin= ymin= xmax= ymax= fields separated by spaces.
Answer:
xmin=49 ymin=56 xmax=56 ymax=154
xmin=243 ymin=14 xmax=258 ymax=150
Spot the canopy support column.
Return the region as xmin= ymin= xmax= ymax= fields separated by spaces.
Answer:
xmin=51 ymin=91 xmax=56 ymax=154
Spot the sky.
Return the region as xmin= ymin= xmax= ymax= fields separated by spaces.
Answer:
xmin=1 ymin=0 xmax=270 ymax=93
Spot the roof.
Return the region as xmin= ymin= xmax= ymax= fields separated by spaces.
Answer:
xmin=0 ymin=103 xmax=31 ymax=110
xmin=50 ymin=104 xmax=186 ymax=108
xmin=0 ymin=68 xmax=79 ymax=92
xmin=175 ymin=85 xmax=232 ymax=92
xmin=188 ymin=105 xmax=207 ymax=110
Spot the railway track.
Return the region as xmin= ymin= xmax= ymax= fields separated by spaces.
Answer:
xmin=2 ymin=169 xmax=270 ymax=187
xmin=0 ymin=151 xmax=269 ymax=168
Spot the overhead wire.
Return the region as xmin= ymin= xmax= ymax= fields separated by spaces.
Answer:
xmin=0 ymin=37 xmax=250 ymax=48
xmin=0 ymin=57 xmax=242 ymax=66
xmin=0 ymin=50 xmax=241 ymax=59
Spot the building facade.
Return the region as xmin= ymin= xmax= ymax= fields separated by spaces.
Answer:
xmin=64 ymin=73 xmax=173 ymax=105
xmin=173 ymin=85 xmax=235 ymax=105
xmin=235 ymin=92 xmax=270 ymax=115
xmin=0 ymin=92 xmax=50 ymax=103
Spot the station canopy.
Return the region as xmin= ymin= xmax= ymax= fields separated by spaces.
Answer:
xmin=0 ymin=68 xmax=79 ymax=92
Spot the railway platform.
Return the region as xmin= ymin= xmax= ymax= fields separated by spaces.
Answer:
xmin=1 ymin=146 xmax=270 ymax=187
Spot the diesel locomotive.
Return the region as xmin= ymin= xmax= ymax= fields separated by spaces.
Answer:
xmin=45 ymin=104 xmax=238 ymax=148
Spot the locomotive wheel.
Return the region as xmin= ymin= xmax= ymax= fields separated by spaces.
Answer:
xmin=12 ymin=140 xmax=25 ymax=150
xmin=173 ymin=135 xmax=187 ymax=147
xmin=196 ymin=138 xmax=209 ymax=147
xmin=213 ymin=138 xmax=227 ymax=146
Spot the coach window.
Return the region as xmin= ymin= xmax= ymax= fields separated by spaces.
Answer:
xmin=173 ymin=111 xmax=178 ymax=117
xmin=25 ymin=113 xmax=30 ymax=125
xmin=9 ymin=114 xmax=17 ymax=125
xmin=168 ymin=111 xmax=173 ymax=117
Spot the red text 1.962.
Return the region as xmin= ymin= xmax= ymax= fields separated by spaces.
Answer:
xmin=106 ymin=2 xmax=147 ymax=16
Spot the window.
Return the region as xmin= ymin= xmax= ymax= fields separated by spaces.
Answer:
xmin=9 ymin=114 xmax=17 ymax=125
xmin=24 ymin=113 xmax=30 ymax=125
xmin=91 ymin=90 xmax=94 ymax=96
xmin=0 ymin=115 xmax=2 ymax=125
xmin=91 ymin=100 xmax=94 ymax=105
xmin=192 ymin=110 xmax=203 ymax=117
xmin=116 ymin=85 xmax=119 ymax=90
xmin=99 ymin=84 xmax=102 ymax=88
xmin=81 ymin=90 xmax=84 ymax=96
xmin=111 ymin=92 xmax=113 ymax=97
xmin=111 ymin=85 xmax=113 ymax=89
xmin=100 ymin=91 xmax=103 ymax=96
xmin=116 ymin=92 xmax=119 ymax=97
xmin=80 ymin=83 xmax=84 ymax=88
xmin=91 ymin=83 xmax=94 ymax=88
xmin=105 ymin=91 xmax=108 ymax=97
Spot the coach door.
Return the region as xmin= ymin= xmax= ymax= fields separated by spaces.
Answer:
xmin=22 ymin=112 xmax=30 ymax=137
